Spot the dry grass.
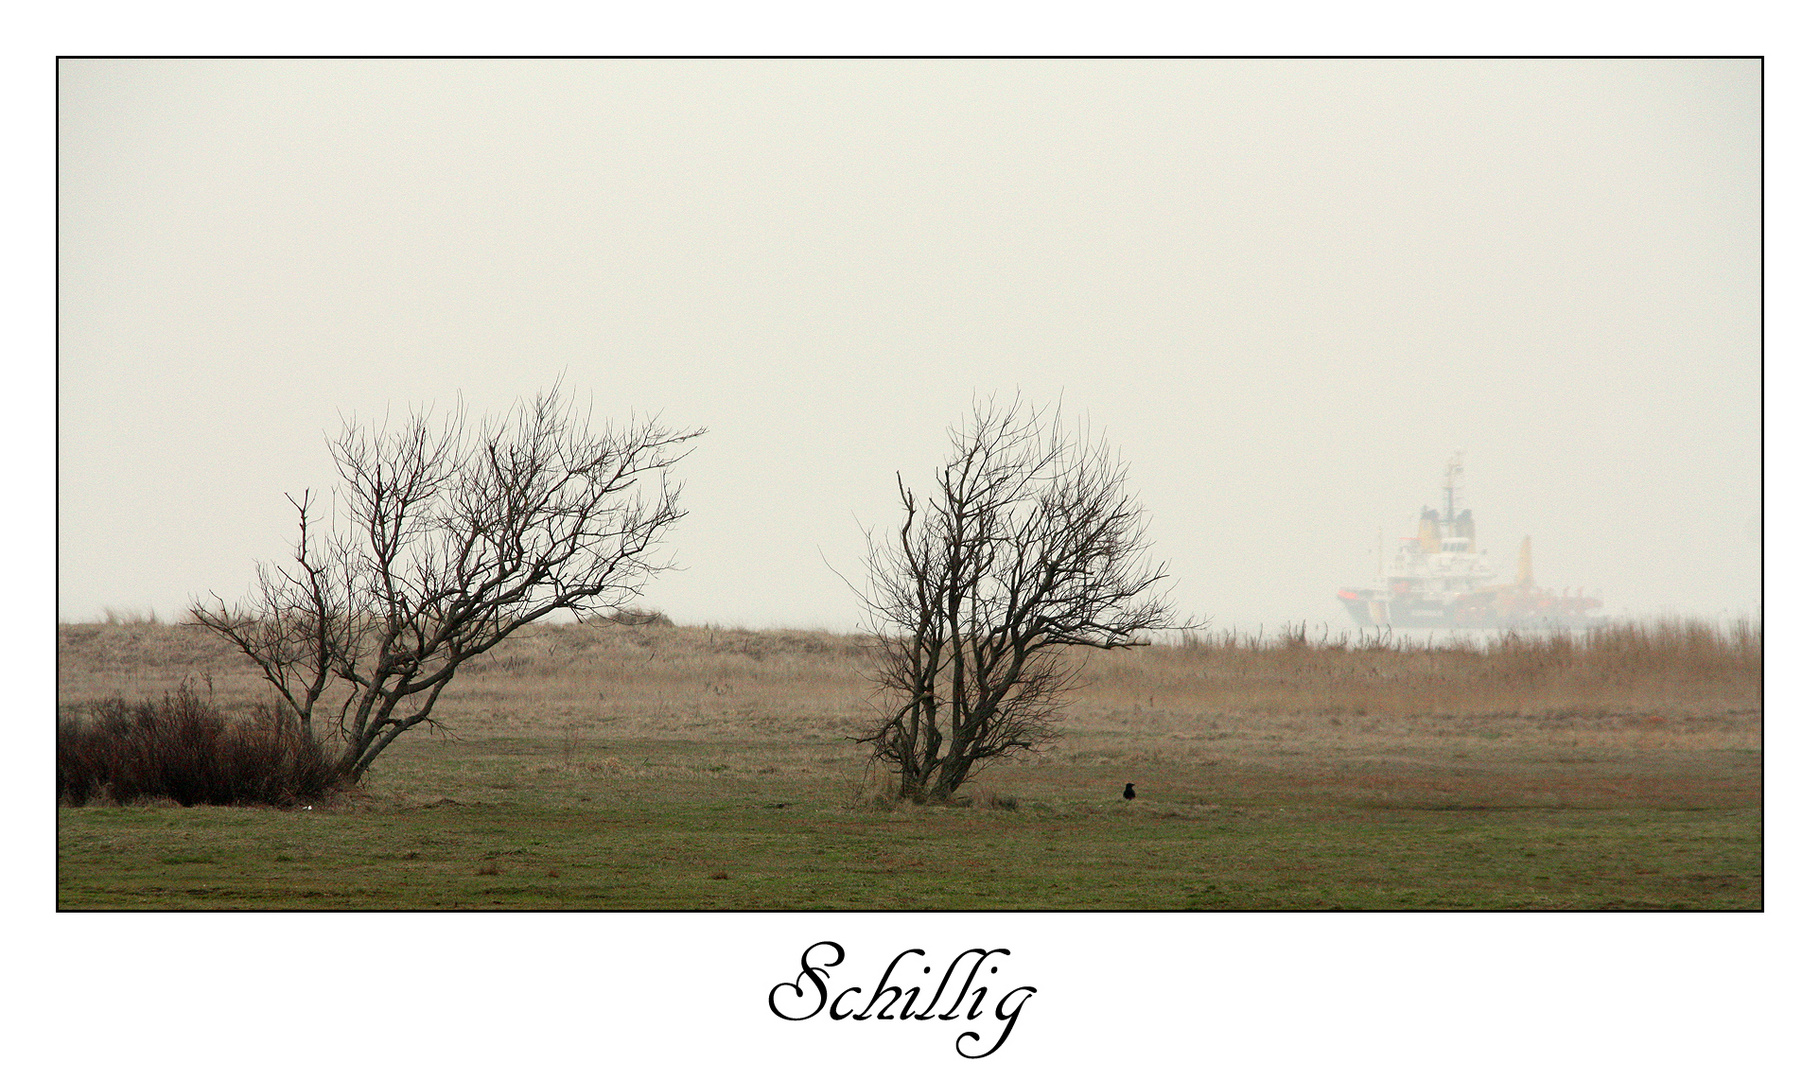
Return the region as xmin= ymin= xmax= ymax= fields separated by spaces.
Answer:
xmin=1114 ymin=617 xmax=1761 ymax=719
xmin=57 ymin=615 xmax=1760 ymax=723
xmin=55 ymin=615 xmax=1760 ymax=909
xmin=55 ymin=615 xmax=1760 ymax=811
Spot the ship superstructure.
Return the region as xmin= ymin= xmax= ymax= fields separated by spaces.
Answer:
xmin=1337 ymin=454 xmax=1602 ymax=630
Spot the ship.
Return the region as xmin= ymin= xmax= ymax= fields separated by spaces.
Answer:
xmin=1336 ymin=454 xmax=1603 ymax=631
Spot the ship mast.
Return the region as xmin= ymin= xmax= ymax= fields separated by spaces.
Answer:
xmin=1442 ymin=451 xmax=1463 ymax=529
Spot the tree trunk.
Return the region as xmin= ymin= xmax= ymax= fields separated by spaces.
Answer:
xmin=332 ymin=734 xmax=375 ymax=782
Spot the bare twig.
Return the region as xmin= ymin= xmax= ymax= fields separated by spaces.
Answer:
xmin=191 ymin=382 xmax=702 ymax=782
xmin=858 ymin=396 xmax=1191 ymax=802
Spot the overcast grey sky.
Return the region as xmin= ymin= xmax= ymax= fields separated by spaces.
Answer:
xmin=58 ymin=59 xmax=1760 ymax=631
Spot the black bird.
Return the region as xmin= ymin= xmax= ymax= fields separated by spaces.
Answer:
xmin=1123 ymin=783 xmax=1136 ymax=800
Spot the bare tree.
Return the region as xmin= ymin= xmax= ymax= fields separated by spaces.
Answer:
xmin=192 ymin=384 xmax=701 ymax=783
xmin=858 ymin=398 xmax=1185 ymax=802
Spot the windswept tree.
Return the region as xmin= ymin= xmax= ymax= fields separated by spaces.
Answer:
xmin=858 ymin=398 xmax=1186 ymax=802
xmin=192 ymin=384 xmax=701 ymax=783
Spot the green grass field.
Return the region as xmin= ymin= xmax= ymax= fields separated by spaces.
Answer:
xmin=56 ymin=619 xmax=1762 ymax=910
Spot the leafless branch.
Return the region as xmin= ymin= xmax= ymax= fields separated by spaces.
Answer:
xmin=191 ymin=381 xmax=701 ymax=783
xmin=858 ymin=396 xmax=1189 ymax=802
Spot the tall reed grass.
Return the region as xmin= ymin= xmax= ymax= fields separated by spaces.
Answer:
xmin=57 ymin=614 xmax=1761 ymax=747
xmin=1128 ymin=616 xmax=1762 ymax=717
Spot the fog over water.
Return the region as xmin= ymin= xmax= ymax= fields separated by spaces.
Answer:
xmin=58 ymin=59 xmax=1761 ymax=632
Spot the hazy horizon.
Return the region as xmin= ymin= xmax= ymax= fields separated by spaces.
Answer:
xmin=58 ymin=59 xmax=1761 ymax=633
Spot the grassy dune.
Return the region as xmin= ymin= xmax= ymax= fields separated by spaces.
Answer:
xmin=55 ymin=617 xmax=1761 ymax=909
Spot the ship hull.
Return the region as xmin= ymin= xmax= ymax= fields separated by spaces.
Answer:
xmin=1338 ymin=587 xmax=1603 ymax=631
xmin=1337 ymin=589 xmax=1467 ymax=629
